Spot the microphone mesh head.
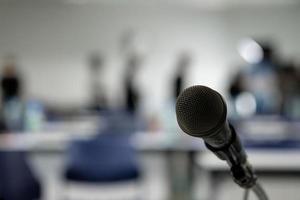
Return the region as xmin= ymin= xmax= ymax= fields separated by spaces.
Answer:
xmin=176 ymin=85 xmax=227 ymax=137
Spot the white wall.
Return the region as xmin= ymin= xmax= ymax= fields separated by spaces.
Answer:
xmin=0 ymin=1 xmax=299 ymax=111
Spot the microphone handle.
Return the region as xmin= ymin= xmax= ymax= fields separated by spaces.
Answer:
xmin=206 ymin=124 xmax=269 ymax=199
xmin=205 ymin=124 xmax=257 ymax=188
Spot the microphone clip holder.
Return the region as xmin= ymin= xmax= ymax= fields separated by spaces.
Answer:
xmin=230 ymin=161 xmax=257 ymax=188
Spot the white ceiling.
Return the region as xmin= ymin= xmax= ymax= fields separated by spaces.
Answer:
xmin=0 ymin=0 xmax=300 ymax=10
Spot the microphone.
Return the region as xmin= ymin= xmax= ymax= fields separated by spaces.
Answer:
xmin=176 ymin=85 xmax=256 ymax=188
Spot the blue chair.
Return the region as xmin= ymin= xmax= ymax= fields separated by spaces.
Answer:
xmin=0 ymin=151 xmax=41 ymax=200
xmin=63 ymin=132 xmax=140 ymax=200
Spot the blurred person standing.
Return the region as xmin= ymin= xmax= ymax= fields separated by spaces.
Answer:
xmin=120 ymin=30 xmax=144 ymax=114
xmin=155 ymin=51 xmax=194 ymax=136
xmin=124 ymin=53 xmax=141 ymax=114
xmin=229 ymin=41 xmax=281 ymax=116
xmin=277 ymin=61 xmax=300 ymax=119
xmin=0 ymin=59 xmax=23 ymax=131
xmin=172 ymin=52 xmax=192 ymax=100
xmin=88 ymin=51 xmax=107 ymax=111
xmin=116 ymin=30 xmax=154 ymax=134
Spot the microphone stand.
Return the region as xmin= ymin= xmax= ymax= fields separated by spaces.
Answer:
xmin=232 ymin=161 xmax=269 ymax=200
xmin=243 ymin=182 xmax=269 ymax=200
xmin=205 ymin=125 xmax=269 ymax=200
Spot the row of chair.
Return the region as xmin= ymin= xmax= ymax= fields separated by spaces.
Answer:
xmin=0 ymin=110 xmax=142 ymax=200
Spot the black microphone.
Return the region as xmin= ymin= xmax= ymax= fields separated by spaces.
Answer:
xmin=176 ymin=85 xmax=256 ymax=188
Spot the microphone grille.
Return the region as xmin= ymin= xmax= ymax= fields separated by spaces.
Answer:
xmin=176 ymin=85 xmax=227 ymax=137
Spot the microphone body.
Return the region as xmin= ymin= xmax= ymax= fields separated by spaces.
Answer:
xmin=176 ymin=85 xmax=256 ymax=188
xmin=205 ymin=123 xmax=255 ymax=188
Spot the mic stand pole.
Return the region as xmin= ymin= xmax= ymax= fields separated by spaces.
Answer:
xmin=231 ymin=161 xmax=268 ymax=200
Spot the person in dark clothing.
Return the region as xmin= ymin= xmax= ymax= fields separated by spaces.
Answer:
xmin=173 ymin=52 xmax=192 ymax=99
xmin=1 ymin=64 xmax=20 ymax=102
xmin=228 ymin=42 xmax=281 ymax=115
xmin=229 ymin=72 xmax=245 ymax=99
xmin=124 ymin=54 xmax=140 ymax=113
xmin=0 ymin=63 xmax=23 ymax=131
xmin=88 ymin=52 xmax=107 ymax=111
xmin=277 ymin=62 xmax=300 ymax=118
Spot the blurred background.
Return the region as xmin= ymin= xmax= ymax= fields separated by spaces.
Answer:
xmin=0 ymin=0 xmax=300 ymax=200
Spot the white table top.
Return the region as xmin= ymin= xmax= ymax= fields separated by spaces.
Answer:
xmin=1 ymin=132 xmax=300 ymax=171
xmin=0 ymin=132 xmax=94 ymax=152
xmin=197 ymin=149 xmax=300 ymax=171
xmin=0 ymin=131 xmax=204 ymax=152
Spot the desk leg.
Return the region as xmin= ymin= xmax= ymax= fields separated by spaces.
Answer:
xmin=166 ymin=151 xmax=196 ymax=200
xmin=207 ymin=171 xmax=223 ymax=200
xmin=28 ymin=152 xmax=65 ymax=200
xmin=187 ymin=151 xmax=196 ymax=200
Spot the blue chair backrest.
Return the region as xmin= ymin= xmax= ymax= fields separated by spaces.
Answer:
xmin=65 ymin=132 xmax=140 ymax=182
